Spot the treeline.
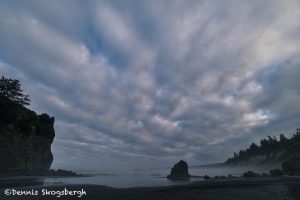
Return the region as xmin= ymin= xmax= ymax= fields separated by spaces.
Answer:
xmin=226 ymin=129 xmax=300 ymax=164
xmin=0 ymin=76 xmax=54 ymax=137
xmin=0 ymin=76 xmax=34 ymax=131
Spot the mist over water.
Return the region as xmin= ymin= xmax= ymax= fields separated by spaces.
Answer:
xmin=189 ymin=166 xmax=268 ymax=177
xmin=41 ymin=166 xmax=268 ymax=188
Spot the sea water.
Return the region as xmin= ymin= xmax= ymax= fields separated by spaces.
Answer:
xmin=0 ymin=166 xmax=266 ymax=188
xmin=42 ymin=165 xmax=265 ymax=188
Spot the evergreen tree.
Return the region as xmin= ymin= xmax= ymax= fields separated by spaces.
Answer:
xmin=0 ymin=76 xmax=30 ymax=106
xmin=225 ymin=130 xmax=300 ymax=164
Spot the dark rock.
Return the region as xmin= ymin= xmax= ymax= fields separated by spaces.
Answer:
xmin=46 ymin=169 xmax=80 ymax=176
xmin=243 ymin=171 xmax=260 ymax=177
xmin=0 ymin=98 xmax=55 ymax=173
xmin=28 ymin=114 xmax=55 ymax=171
xmin=269 ymin=169 xmax=283 ymax=176
xmin=0 ymin=169 xmax=81 ymax=177
xmin=204 ymin=175 xmax=210 ymax=179
xmin=167 ymin=160 xmax=190 ymax=178
xmin=282 ymin=157 xmax=300 ymax=175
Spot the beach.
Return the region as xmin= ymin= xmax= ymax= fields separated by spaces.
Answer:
xmin=1 ymin=176 xmax=299 ymax=200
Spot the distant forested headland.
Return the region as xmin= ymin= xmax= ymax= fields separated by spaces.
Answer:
xmin=225 ymin=129 xmax=300 ymax=167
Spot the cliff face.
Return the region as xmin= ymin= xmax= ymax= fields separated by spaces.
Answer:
xmin=0 ymin=97 xmax=55 ymax=172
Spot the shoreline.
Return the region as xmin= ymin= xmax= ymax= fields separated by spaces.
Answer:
xmin=0 ymin=176 xmax=300 ymax=200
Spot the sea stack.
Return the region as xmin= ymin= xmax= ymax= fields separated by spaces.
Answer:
xmin=167 ymin=160 xmax=190 ymax=179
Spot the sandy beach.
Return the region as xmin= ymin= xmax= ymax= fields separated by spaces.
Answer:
xmin=1 ymin=176 xmax=300 ymax=200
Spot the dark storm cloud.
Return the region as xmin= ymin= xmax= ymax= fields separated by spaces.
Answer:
xmin=0 ymin=0 xmax=300 ymax=170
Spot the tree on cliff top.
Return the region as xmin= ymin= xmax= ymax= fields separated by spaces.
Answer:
xmin=0 ymin=76 xmax=30 ymax=106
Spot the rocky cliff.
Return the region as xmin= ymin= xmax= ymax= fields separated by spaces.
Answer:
xmin=0 ymin=96 xmax=55 ymax=172
xmin=167 ymin=160 xmax=190 ymax=178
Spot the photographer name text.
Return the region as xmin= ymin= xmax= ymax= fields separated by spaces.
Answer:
xmin=4 ymin=188 xmax=87 ymax=198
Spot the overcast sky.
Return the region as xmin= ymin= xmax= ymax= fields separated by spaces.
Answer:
xmin=1 ymin=0 xmax=300 ymax=172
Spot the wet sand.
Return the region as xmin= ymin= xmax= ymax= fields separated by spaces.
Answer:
xmin=0 ymin=176 xmax=300 ymax=200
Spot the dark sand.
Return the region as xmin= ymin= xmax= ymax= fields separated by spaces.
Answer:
xmin=1 ymin=177 xmax=300 ymax=200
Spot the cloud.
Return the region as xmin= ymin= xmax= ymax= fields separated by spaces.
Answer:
xmin=0 ymin=0 xmax=300 ymax=170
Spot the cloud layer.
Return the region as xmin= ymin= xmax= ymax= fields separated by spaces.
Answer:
xmin=1 ymin=0 xmax=300 ymax=171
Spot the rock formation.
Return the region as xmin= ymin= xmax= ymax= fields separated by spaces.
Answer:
xmin=242 ymin=171 xmax=260 ymax=177
xmin=0 ymin=97 xmax=55 ymax=173
xmin=167 ymin=160 xmax=190 ymax=178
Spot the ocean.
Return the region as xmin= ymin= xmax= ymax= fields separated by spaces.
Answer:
xmin=0 ymin=166 xmax=267 ymax=188
xmin=42 ymin=165 xmax=265 ymax=188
